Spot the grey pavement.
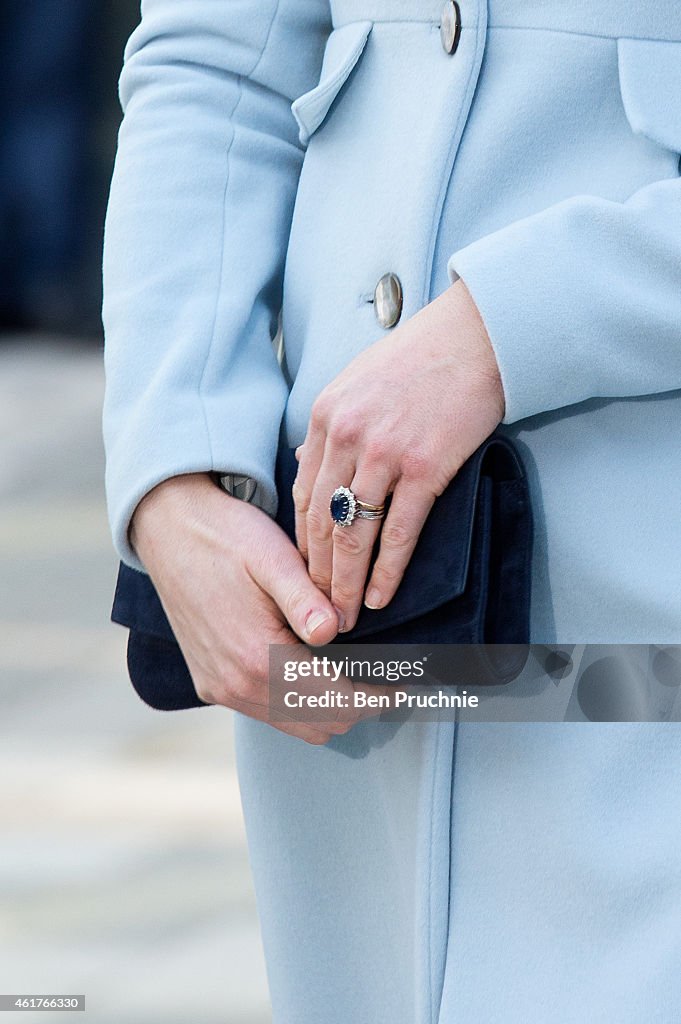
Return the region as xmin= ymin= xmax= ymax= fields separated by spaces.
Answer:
xmin=0 ymin=338 xmax=271 ymax=1023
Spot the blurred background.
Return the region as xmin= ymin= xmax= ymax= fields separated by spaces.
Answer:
xmin=0 ymin=3 xmax=270 ymax=1021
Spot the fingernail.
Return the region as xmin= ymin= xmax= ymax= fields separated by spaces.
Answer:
xmin=365 ymin=588 xmax=382 ymax=610
xmin=305 ymin=610 xmax=333 ymax=640
xmin=333 ymin=606 xmax=347 ymax=632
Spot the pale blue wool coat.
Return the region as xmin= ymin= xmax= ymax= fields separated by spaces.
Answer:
xmin=103 ymin=1 xmax=681 ymax=1020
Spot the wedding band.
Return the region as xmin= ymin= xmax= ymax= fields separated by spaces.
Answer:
xmin=329 ymin=486 xmax=385 ymax=528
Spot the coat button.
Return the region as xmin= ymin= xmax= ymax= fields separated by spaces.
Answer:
xmin=374 ymin=273 xmax=403 ymax=328
xmin=440 ymin=0 xmax=461 ymax=55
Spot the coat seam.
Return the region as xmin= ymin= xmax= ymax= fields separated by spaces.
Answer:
xmin=437 ymin=719 xmax=458 ymax=1024
xmin=197 ymin=0 xmax=283 ymax=468
xmin=491 ymin=24 xmax=681 ymax=43
xmin=425 ymin=724 xmax=439 ymax=1023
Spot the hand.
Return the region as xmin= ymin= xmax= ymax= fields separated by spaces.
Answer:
xmin=293 ymin=279 xmax=505 ymax=633
xmin=131 ymin=473 xmax=370 ymax=744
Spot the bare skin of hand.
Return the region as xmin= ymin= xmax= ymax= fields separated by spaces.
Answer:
xmin=293 ymin=278 xmax=505 ymax=633
xmin=130 ymin=473 xmax=390 ymax=745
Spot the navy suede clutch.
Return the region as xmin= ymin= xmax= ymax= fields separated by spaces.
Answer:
xmin=111 ymin=434 xmax=533 ymax=710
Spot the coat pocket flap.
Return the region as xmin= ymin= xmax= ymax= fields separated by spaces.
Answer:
xmin=291 ymin=21 xmax=372 ymax=145
xmin=618 ymin=38 xmax=681 ymax=153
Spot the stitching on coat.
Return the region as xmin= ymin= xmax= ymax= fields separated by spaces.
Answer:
xmin=424 ymin=719 xmax=457 ymax=1024
xmin=425 ymin=724 xmax=438 ymax=1023
xmin=422 ymin=0 xmax=487 ymax=307
xmin=491 ymin=24 xmax=681 ymax=43
xmin=439 ymin=720 xmax=458 ymax=1024
xmin=197 ymin=0 xmax=283 ymax=467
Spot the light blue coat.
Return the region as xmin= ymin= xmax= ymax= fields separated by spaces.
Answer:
xmin=102 ymin=1 xmax=681 ymax=1020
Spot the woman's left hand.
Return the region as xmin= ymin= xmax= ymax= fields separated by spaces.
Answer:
xmin=292 ymin=279 xmax=506 ymax=633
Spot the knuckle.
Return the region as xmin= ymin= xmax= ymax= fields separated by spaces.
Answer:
xmin=401 ymin=448 xmax=434 ymax=481
xmin=291 ymin=478 xmax=310 ymax=512
xmin=328 ymin=414 xmax=362 ymax=449
xmin=309 ymin=569 xmax=332 ymax=593
xmin=195 ymin=666 xmax=237 ymax=707
xmin=333 ymin=525 xmax=365 ymax=556
xmin=305 ymin=732 xmax=333 ymax=746
xmin=371 ymin=561 xmax=401 ymax=589
xmin=194 ymin=680 xmax=218 ymax=705
xmin=328 ymin=719 xmax=354 ymax=736
xmin=332 ymin=579 xmax=360 ymax=604
xmin=229 ymin=678 xmax=254 ymax=709
xmin=239 ymin=649 xmax=268 ymax=686
xmin=284 ymin=585 xmax=312 ymax=622
xmin=310 ymin=396 xmax=330 ymax=429
xmin=363 ymin=436 xmax=389 ymax=466
xmin=306 ymin=504 xmax=331 ymax=538
xmin=380 ymin=520 xmax=413 ymax=551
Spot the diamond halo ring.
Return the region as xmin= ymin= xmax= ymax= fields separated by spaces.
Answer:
xmin=329 ymin=486 xmax=385 ymax=528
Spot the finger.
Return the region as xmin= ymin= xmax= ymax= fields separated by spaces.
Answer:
xmin=234 ymin=692 xmax=337 ymax=745
xmin=249 ymin=522 xmax=341 ymax=644
xmin=268 ymin=644 xmax=361 ymax=732
xmin=190 ymin=650 xmax=338 ymax=744
xmin=268 ymin=645 xmax=396 ymax=732
xmin=364 ymin=479 xmax=436 ymax=610
xmin=331 ymin=465 xmax=392 ymax=632
xmin=237 ymin=631 xmax=401 ymax=737
xmin=306 ymin=446 xmax=356 ymax=602
xmin=209 ymin=617 xmax=352 ymax=742
xmin=256 ymin=628 xmax=377 ymax=737
xmin=292 ymin=430 xmax=325 ymax=563
xmin=200 ymin=657 xmax=394 ymax=741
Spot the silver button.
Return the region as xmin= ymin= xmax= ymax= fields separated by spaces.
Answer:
xmin=440 ymin=0 xmax=461 ymax=55
xmin=374 ymin=273 xmax=403 ymax=328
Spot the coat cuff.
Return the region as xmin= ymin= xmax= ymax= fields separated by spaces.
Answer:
xmin=447 ymin=199 xmax=609 ymax=425
xmin=104 ymin=382 xmax=282 ymax=572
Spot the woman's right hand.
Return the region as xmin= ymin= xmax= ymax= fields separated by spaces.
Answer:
xmin=130 ymin=473 xmax=354 ymax=744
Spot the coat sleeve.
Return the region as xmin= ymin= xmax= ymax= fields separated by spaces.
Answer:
xmin=102 ymin=0 xmax=331 ymax=568
xmin=447 ymin=54 xmax=681 ymax=425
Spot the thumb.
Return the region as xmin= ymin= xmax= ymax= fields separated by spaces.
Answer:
xmin=251 ymin=526 xmax=340 ymax=645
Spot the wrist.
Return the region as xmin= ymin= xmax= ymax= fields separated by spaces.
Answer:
xmin=129 ymin=473 xmax=232 ymax=567
xmin=444 ymin=278 xmax=505 ymax=422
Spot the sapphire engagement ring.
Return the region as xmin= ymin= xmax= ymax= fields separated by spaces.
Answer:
xmin=329 ymin=486 xmax=385 ymax=527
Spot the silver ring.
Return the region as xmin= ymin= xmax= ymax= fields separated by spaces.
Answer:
xmin=329 ymin=486 xmax=385 ymax=528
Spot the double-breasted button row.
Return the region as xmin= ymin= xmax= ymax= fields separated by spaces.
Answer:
xmin=373 ymin=4 xmax=460 ymax=329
